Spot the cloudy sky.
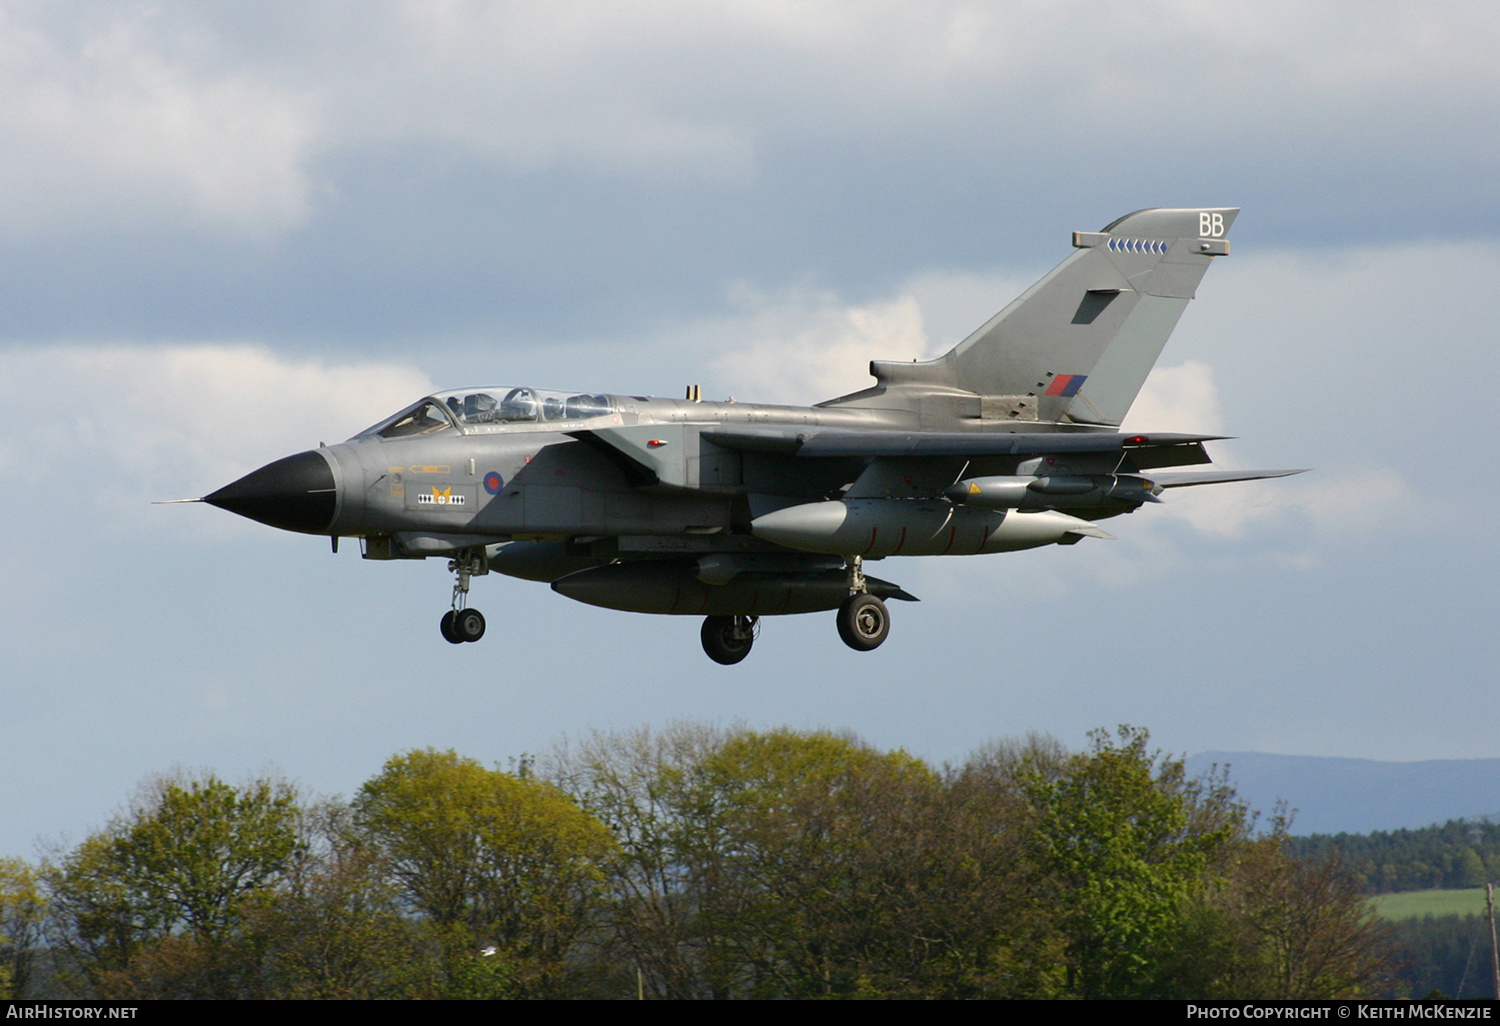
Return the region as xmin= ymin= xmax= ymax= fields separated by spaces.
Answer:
xmin=4 ymin=1 xmax=1498 ymax=854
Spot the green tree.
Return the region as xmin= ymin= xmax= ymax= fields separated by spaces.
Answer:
xmin=111 ymin=775 xmax=301 ymax=940
xmin=353 ymin=748 xmax=617 ymax=995
xmin=1458 ymin=847 xmax=1488 ymax=888
xmin=948 ymin=734 xmax=1088 ymax=998
xmin=548 ymin=723 xmax=727 ymax=999
xmin=234 ymin=805 xmax=439 ymax=999
xmin=557 ymin=725 xmax=1049 ymax=999
xmin=44 ymin=772 xmax=301 ymax=996
xmin=0 ymin=858 xmax=45 ymax=998
xmin=1017 ymin=726 xmax=1238 ymax=998
xmin=1220 ymin=830 xmax=1393 ymax=998
xmin=692 ymin=729 xmax=944 ymax=998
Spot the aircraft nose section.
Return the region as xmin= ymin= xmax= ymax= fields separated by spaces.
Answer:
xmin=205 ymin=450 xmax=338 ymax=534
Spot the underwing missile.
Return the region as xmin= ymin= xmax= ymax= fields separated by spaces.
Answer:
xmin=942 ymin=475 xmax=1163 ymax=510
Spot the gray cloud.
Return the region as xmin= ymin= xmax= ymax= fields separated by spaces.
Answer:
xmin=2 ymin=2 xmax=1498 ymax=347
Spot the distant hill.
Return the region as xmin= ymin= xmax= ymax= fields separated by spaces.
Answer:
xmin=1184 ymin=752 xmax=1500 ymax=836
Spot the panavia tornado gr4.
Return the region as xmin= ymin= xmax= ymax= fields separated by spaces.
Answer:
xmin=196 ymin=207 xmax=1300 ymax=664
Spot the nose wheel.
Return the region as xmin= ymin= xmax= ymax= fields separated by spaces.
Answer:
xmin=701 ymin=615 xmax=758 ymax=665
xmin=440 ymin=549 xmax=488 ymax=644
xmin=443 ymin=607 xmax=485 ymax=643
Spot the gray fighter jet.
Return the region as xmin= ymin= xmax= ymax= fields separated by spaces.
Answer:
xmin=197 ymin=207 xmax=1300 ymax=663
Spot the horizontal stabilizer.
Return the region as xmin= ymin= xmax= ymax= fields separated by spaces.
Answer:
xmin=1149 ymin=469 xmax=1308 ymax=488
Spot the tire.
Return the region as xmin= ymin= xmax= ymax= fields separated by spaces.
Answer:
xmin=440 ymin=610 xmax=462 ymax=645
xmin=837 ymin=593 xmax=889 ymax=651
xmin=701 ymin=615 xmax=754 ymax=665
xmin=453 ymin=608 xmax=486 ymax=643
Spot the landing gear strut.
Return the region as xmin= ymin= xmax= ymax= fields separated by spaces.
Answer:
xmin=837 ymin=556 xmax=889 ymax=652
xmin=701 ymin=615 xmax=758 ymax=665
xmin=441 ymin=549 xmax=488 ymax=644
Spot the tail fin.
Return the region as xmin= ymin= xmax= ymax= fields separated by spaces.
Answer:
xmin=839 ymin=207 xmax=1237 ymax=426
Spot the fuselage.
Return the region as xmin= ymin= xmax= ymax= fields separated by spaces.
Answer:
xmin=210 ymin=383 xmax=1106 ymax=555
xmin=327 ymin=388 xmax=898 ymax=543
xmin=196 ymin=207 xmax=1276 ymax=660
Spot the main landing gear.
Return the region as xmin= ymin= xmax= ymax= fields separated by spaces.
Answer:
xmin=836 ymin=555 xmax=889 ymax=652
xmin=701 ymin=615 xmax=758 ymax=665
xmin=440 ymin=549 xmax=487 ymax=645
xmin=695 ymin=556 xmax=893 ymax=664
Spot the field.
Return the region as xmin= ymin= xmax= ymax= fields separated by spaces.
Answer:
xmin=1372 ymin=888 xmax=1493 ymax=921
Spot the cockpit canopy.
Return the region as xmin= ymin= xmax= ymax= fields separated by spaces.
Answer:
xmin=360 ymin=387 xmax=616 ymax=439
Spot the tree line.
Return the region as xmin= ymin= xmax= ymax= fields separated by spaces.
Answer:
xmin=1 ymin=725 xmax=1394 ymax=999
xmin=1285 ymin=820 xmax=1500 ymax=895
xmin=1389 ymin=915 xmax=1500 ymax=1000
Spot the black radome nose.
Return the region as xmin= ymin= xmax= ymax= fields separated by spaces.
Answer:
xmin=205 ymin=450 xmax=337 ymax=534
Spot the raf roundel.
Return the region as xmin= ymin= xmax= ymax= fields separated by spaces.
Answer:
xmin=483 ymin=472 xmax=503 ymax=495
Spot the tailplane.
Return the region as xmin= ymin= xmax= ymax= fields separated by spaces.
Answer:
xmin=825 ymin=207 xmax=1237 ymax=426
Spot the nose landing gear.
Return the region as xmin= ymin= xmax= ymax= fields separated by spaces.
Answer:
xmin=441 ymin=549 xmax=488 ymax=644
xmin=441 ymin=607 xmax=486 ymax=644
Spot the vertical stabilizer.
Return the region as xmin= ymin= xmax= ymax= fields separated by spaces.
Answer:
xmin=847 ymin=207 xmax=1237 ymax=426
